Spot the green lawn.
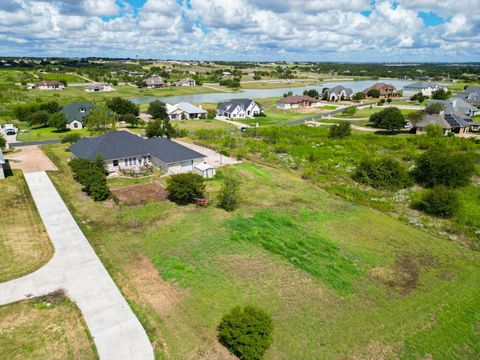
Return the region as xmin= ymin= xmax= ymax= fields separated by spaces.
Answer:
xmin=16 ymin=125 xmax=90 ymax=142
xmin=35 ymin=72 xmax=87 ymax=83
xmin=173 ymin=119 xmax=235 ymax=132
xmin=42 ymin=143 xmax=480 ymax=359
xmin=0 ymin=170 xmax=53 ymax=282
xmin=335 ymin=107 xmax=419 ymax=119
xmin=0 ymin=293 xmax=98 ymax=359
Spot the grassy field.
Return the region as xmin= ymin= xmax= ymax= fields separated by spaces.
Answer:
xmin=0 ymin=170 xmax=53 ymax=282
xmin=42 ymin=143 xmax=480 ymax=359
xmin=0 ymin=292 xmax=98 ymax=359
xmin=35 ymin=72 xmax=87 ymax=83
xmin=335 ymin=106 xmax=419 ymax=119
xmin=173 ymin=119 xmax=235 ymax=132
xmin=15 ymin=125 xmax=90 ymax=142
xmin=240 ymin=80 xmax=320 ymax=89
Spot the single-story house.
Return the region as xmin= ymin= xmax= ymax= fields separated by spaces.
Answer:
xmin=216 ymin=99 xmax=263 ymax=118
xmin=325 ymin=86 xmax=353 ymax=101
xmin=167 ymin=102 xmax=207 ymax=120
xmin=35 ymin=80 xmax=64 ymax=90
xmin=69 ymin=131 xmax=206 ymax=174
xmin=455 ymin=87 xmax=480 ymax=106
xmin=194 ymin=162 xmax=216 ymax=179
xmin=60 ymin=102 xmax=102 ymax=130
xmin=0 ymin=148 xmax=5 ymax=180
xmin=84 ymin=83 xmax=114 ymax=92
xmin=175 ymin=78 xmax=196 ymax=86
xmin=276 ymin=95 xmax=320 ymax=109
xmin=415 ymin=112 xmax=480 ymax=135
xmin=402 ymin=82 xmax=448 ymax=97
xmin=145 ymin=75 xmax=167 ymax=88
xmin=222 ymin=71 xmax=232 ymax=77
xmin=362 ymin=83 xmax=398 ymax=98
xmin=430 ymin=98 xmax=479 ymax=117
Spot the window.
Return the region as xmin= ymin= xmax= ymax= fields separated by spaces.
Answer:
xmin=133 ymin=158 xmax=137 ymax=165
xmin=74 ymin=122 xmax=78 ymax=128
xmin=80 ymin=107 xmax=86 ymax=113
xmin=124 ymin=159 xmax=128 ymax=166
xmin=129 ymin=158 xmax=132 ymax=165
xmin=113 ymin=160 xmax=119 ymax=167
xmin=147 ymin=155 xmax=151 ymax=163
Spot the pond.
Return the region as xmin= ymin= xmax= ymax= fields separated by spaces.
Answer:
xmin=130 ymin=79 xmax=414 ymax=105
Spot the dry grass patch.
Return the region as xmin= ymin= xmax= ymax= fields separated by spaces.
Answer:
xmin=0 ymin=171 xmax=53 ymax=282
xmin=0 ymin=292 xmax=97 ymax=360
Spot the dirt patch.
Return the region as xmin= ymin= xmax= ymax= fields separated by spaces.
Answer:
xmin=370 ymin=252 xmax=437 ymax=293
xmin=111 ymin=182 xmax=168 ymax=205
xmin=5 ymin=145 xmax=57 ymax=173
xmin=348 ymin=341 xmax=400 ymax=360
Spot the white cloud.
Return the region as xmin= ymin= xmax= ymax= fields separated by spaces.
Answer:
xmin=84 ymin=0 xmax=120 ymax=16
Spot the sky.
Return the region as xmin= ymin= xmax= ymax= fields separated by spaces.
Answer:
xmin=0 ymin=0 xmax=479 ymax=62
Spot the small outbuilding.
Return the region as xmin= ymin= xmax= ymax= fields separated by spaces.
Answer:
xmin=194 ymin=162 xmax=216 ymax=178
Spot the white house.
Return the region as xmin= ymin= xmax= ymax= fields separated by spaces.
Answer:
xmin=69 ymin=131 xmax=206 ymax=174
xmin=325 ymin=86 xmax=353 ymax=101
xmin=402 ymin=82 xmax=448 ymax=97
xmin=175 ymin=78 xmax=196 ymax=86
xmin=167 ymin=102 xmax=207 ymax=120
xmin=216 ymin=99 xmax=263 ymax=119
xmin=35 ymin=80 xmax=64 ymax=90
xmin=84 ymin=83 xmax=114 ymax=92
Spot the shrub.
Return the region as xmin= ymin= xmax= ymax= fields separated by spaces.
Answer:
xmin=166 ymin=173 xmax=205 ymax=205
xmin=413 ymin=147 xmax=475 ymax=188
xmin=69 ymin=157 xmax=110 ymax=201
xmin=425 ymin=124 xmax=444 ymax=137
xmin=414 ymin=186 xmax=460 ymax=218
xmin=218 ymin=305 xmax=273 ymax=360
xmin=353 ymin=157 xmax=412 ymax=190
xmin=329 ymin=122 xmax=351 ymax=139
xmin=432 ymin=89 xmax=450 ymax=100
xmin=61 ymin=132 xmax=81 ymax=144
xmin=341 ymin=107 xmax=357 ymax=116
xmin=367 ymin=89 xmax=381 ymax=98
xmin=217 ymin=170 xmax=241 ymax=211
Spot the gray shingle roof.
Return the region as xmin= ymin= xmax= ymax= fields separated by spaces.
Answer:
xmin=403 ymin=82 xmax=442 ymax=90
xmin=69 ymin=131 xmax=205 ymax=163
xmin=216 ymin=99 xmax=262 ymax=112
xmin=327 ymin=85 xmax=353 ymax=96
xmin=60 ymin=102 xmax=102 ymax=125
xmin=430 ymin=98 xmax=477 ymax=116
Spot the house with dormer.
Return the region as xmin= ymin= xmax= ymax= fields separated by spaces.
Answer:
xmin=60 ymin=102 xmax=103 ymax=130
xmin=216 ymin=99 xmax=263 ymax=119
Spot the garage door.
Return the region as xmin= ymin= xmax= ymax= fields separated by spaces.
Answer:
xmin=181 ymin=160 xmax=192 ymax=170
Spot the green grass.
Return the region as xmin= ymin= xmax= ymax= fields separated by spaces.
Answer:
xmin=42 ymin=143 xmax=480 ymax=359
xmin=35 ymin=72 xmax=87 ymax=83
xmin=241 ymin=79 xmax=320 ymax=89
xmin=16 ymin=125 xmax=90 ymax=142
xmin=0 ymin=293 xmax=98 ymax=359
xmin=173 ymin=119 xmax=235 ymax=132
xmin=335 ymin=107 xmax=419 ymax=119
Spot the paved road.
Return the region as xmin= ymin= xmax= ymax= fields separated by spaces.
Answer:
xmin=0 ymin=171 xmax=154 ymax=360
xmin=9 ymin=139 xmax=61 ymax=147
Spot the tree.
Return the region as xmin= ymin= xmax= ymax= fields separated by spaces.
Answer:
xmin=145 ymin=119 xmax=164 ymax=138
xmin=218 ymin=305 xmax=273 ymax=360
xmin=217 ymin=170 xmax=241 ymax=211
xmin=408 ymin=110 xmax=424 ymax=125
xmin=25 ymin=110 xmax=50 ymax=126
xmin=166 ymin=173 xmax=205 ymax=205
xmin=69 ymin=157 xmax=110 ymax=201
xmin=147 ymin=100 xmax=168 ymax=120
xmin=207 ymin=109 xmax=216 ymax=119
xmin=367 ymin=89 xmax=381 ymax=98
xmin=39 ymin=101 xmax=60 ymax=114
xmin=413 ymin=148 xmax=475 ymax=188
xmin=146 ymin=118 xmax=179 ymax=139
xmin=303 ymin=89 xmax=320 ymax=99
xmin=414 ymin=186 xmax=460 ymax=218
xmin=85 ymin=108 xmax=116 ymax=134
xmin=47 ymin=112 xmax=67 ymax=130
xmin=425 ymin=124 xmax=444 ymax=137
xmin=329 ymin=122 xmax=351 ymax=139
xmin=410 ymin=92 xmax=425 ymax=103
xmin=61 ymin=132 xmax=81 ymax=144
xmin=106 ymin=97 xmax=139 ymax=116
xmin=353 ymin=157 xmax=412 ymax=190
xmin=119 ymin=113 xmax=139 ymax=127
xmin=369 ymin=107 xmax=405 ymax=130
xmin=425 ymin=102 xmax=445 ymax=114
xmin=353 ymin=92 xmax=366 ymax=100
xmin=431 ymin=89 xmax=450 ymax=100
xmin=387 ymin=98 xmax=392 ymax=103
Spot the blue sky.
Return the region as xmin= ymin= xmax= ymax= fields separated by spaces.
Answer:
xmin=0 ymin=0 xmax=478 ymax=62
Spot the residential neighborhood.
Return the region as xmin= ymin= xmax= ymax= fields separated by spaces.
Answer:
xmin=1 ymin=1 xmax=480 ymax=360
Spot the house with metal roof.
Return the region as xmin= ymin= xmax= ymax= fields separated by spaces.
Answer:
xmin=167 ymin=102 xmax=207 ymax=120
xmin=60 ymin=102 xmax=103 ymax=130
xmin=324 ymin=86 xmax=353 ymax=101
xmin=402 ymin=82 xmax=448 ymax=97
xmin=69 ymin=131 xmax=206 ymax=174
xmin=216 ymin=99 xmax=263 ymax=118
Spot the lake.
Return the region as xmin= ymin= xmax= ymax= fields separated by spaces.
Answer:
xmin=130 ymin=79 xmax=413 ymax=104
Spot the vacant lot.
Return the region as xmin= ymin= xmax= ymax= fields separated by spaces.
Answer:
xmin=0 ymin=292 xmax=98 ymax=360
xmin=43 ymin=143 xmax=480 ymax=359
xmin=173 ymin=119 xmax=235 ymax=132
xmin=0 ymin=170 xmax=53 ymax=282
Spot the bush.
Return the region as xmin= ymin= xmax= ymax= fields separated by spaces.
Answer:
xmin=353 ymin=157 xmax=412 ymax=190
xmin=425 ymin=124 xmax=444 ymax=137
xmin=69 ymin=157 xmax=110 ymax=201
xmin=414 ymin=186 xmax=460 ymax=218
xmin=328 ymin=122 xmax=351 ymax=139
xmin=61 ymin=132 xmax=81 ymax=144
xmin=367 ymin=89 xmax=381 ymax=98
xmin=341 ymin=107 xmax=357 ymax=116
xmin=413 ymin=147 xmax=475 ymax=188
xmin=166 ymin=173 xmax=205 ymax=205
xmin=353 ymin=92 xmax=366 ymax=100
xmin=217 ymin=170 xmax=241 ymax=211
xmin=218 ymin=305 xmax=273 ymax=360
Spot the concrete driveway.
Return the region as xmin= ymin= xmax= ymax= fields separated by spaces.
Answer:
xmin=173 ymin=139 xmax=241 ymax=167
xmin=0 ymin=172 xmax=154 ymax=360
xmin=4 ymin=146 xmax=57 ymax=173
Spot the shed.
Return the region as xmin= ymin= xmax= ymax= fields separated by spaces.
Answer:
xmin=194 ymin=162 xmax=216 ymax=179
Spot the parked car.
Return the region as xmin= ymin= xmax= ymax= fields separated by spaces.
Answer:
xmin=4 ymin=124 xmax=15 ymax=135
xmin=404 ymin=121 xmax=412 ymax=129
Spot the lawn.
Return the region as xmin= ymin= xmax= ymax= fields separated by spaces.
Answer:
xmin=35 ymin=72 xmax=87 ymax=83
xmin=42 ymin=143 xmax=480 ymax=359
xmin=172 ymin=119 xmax=235 ymax=132
xmin=241 ymin=79 xmax=320 ymax=89
xmin=0 ymin=170 xmax=53 ymax=282
xmin=335 ymin=106 xmax=419 ymax=119
xmin=0 ymin=292 xmax=98 ymax=359
xmin=16 ymin=125 xmax=90 ymax=142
